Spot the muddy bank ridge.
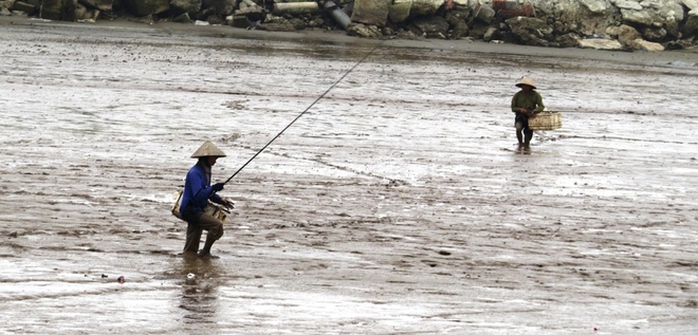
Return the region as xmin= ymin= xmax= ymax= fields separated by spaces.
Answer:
xmin=2 ymin=0 xmax=698 ymax=51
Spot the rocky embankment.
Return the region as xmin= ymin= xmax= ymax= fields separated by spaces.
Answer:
xmin=1 ymin=0 xmax=697 ymax=51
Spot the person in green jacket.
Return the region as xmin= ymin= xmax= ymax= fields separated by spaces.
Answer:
xmin=511 ymin=76 xmax=545 ymax=148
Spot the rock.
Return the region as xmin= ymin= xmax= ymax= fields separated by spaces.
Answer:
xmin=468 ymin=22 xmax=490 ymax=40
xmin=620 ymin=9 xmax=653 ymax=26
xmin=641 ymin=26 xmax=667 ymax=42
xmin=683 ymin=10 xmax=698 ymax=36
xmin=534 ymin=0 xmax=615 ymax=35
xmin=482 ymin=26 xmax=500 ymax=42
xmin=631 ymin=38 xmax=665 ymax=51
xmin=389 ymin=0 xmax=411 ymax=23
xmin=75 ymin=3 xmax=100 ymax=21
xmin=411 ymin=15 xmax=450 ymax=39
xmin=506 ymin=16 xmax=554 ymax=47
xmin=173 ymin=12 xmax=192 ymax=23
xmin=41 ymin=0 xmax=77 ymax=21
xmin=410 ymin=0 xmax=445 ymax=17
xmin=474 ymin=4 xmax=495 ymax=24
xmin=127 ymin=0 xmax=169 ymax=16
xmin=4 ymin=0 xmax=696 ymax=51
xmin=579 ymin=0 xmax=611 ymax=14
xmin=395 ymin=28 xmax=422 ymax=40
xmin=553 ymin=33 xmax=581 ymax=48
xmin=195 ymin=5 xmax=215 ymax=20
xmin=203 ymin=0 xmax=236 ymax=16
xmin=445 ymin=8 xmax=471 ymax=26
xmin=171 ymin=0 xmax=201 ymax=16
xmin=381 ymin=26 xmax=394 ymax=35
xmin=347 ymin=22 xmax=383 ymax=38
xmin=665 ymin=38 xmax=695 ymax=49
xmin=11 ymin=1 xmax=37 ymax=15
xmin=80 ymin=0 xmax=113 ymax=11
xmin=578 ymin=37 xmax=623 ymax=50
xmin=234 ymin=6 xmax=267 ymax=29
xmin=617 ymin=0 xmax=684 ymax=38
xmin=684 ymin=0 xmax=698 ymax=10
xmin=352 ymin=0 xmax=390 ymax=26
xmin=617 ymin=24 xmax=641 ymax=47
xmin=450 ymin=20 xmax=470 ymax=39
xmin=614 ymin=0 xmax=642 ymax=11
xmin=389 ymin=0 xmax=444 ymax=23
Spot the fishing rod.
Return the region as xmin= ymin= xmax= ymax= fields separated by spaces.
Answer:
xmin=223 ymin=43 xmax=380 ymax=185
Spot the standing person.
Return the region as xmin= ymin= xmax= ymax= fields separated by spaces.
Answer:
xmin=511 ymin=76 xmax=545 ymax=148
xmin=180 ymin=141 xmax=234 ymax=258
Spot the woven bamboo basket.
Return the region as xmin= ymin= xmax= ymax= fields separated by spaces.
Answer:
xmin=528 ymin=112 xmax=562 ymax=130
xmin=172 ymin=190 xmax=228 ymax=223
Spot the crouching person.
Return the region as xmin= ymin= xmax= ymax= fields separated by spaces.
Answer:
xmin=180 ymin=141 xmax=234 ymax=258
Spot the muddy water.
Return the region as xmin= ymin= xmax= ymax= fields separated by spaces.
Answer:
xmin=1 ymin=19 xmax=697 ymax=334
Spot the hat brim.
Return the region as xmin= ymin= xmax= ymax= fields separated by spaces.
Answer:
xmin=191 ymin=141 xmax=227 ymax=158
xmin=516 ymin=83 xmax=536 ymax=89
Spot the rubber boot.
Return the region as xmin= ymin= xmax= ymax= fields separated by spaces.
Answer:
xmin=515 ymin=122 xmax=524 ymax=146
xmin=523 ymin=130 xmax=533 ymax=147
xmin=199 ymin=234 xmax=215 ymax=257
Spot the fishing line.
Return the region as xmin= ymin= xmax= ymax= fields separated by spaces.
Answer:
xmin=224 ymin=43 xmax=380 ymax=184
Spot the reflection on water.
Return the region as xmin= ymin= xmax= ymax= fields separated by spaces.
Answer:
xmin=172 ymin=255 xmax=225 ymax=326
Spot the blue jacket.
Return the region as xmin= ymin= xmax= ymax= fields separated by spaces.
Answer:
xmin=180 ymin=162 xmax=221 ymax=216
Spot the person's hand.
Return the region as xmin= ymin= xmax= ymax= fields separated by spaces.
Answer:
xmin=519 ymin=108 xmax=528 ymax=114
xmin=212 ymin=183 xmax=224 ymax=192
xmin=222 ymin=199 xmax=234 ymax=210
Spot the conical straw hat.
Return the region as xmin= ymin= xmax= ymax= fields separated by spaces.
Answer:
xmin=515 ymin=76 xmax=537 ymax=89
xmin=191 ymin=141 xmax=226 ymax=158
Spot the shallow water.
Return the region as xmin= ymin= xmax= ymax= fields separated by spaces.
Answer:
xmin=1 ymin=19 xmax=697 ymax=334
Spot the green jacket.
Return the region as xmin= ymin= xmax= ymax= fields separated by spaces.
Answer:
xmin=511 ymin=91 xmax=545 ymax=114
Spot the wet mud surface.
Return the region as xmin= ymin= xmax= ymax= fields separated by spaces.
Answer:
xmin=1 ymin=18 xmax=697 ymax=334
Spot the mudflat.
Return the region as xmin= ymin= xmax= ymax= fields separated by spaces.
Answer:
xmin=1 ymin=15 xmax=697 ymax=334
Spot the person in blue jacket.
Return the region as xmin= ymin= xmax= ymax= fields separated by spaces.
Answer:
xmin=180 ymin=141 xmax=234 ymax=257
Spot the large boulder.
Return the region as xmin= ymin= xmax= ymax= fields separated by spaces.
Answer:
xmin=553 ymin=33 xmax=581 ymax=47
xmin=40 ymin=0 xmax=77 ymax=20
xmin=171 ymin=0 xmax=201 ymax=16
xmin=389 ymin=0 xmax=445 ymax=24
xmin=474 ymin=4 xmax=495 ymax=24
xmin=578 ymin=37 xmax=623 ymax=50
xmin=444 ymin=7 xmax=471 ymax=39
xmin=126 ymin=0 xmax=169 ymax=16
xmin=410 ymin=15 xmax=450 ymax=38
xmin=534 ymin=0 xmax=617 ymax=36
xmin=613 ymin=0 xmax=684 ymax=38
xmin=615 ymin=24 xmax=641 ymax=47
xmin=12 ymin=1 xmax=38 ymax=15
xmin=505 ymin=16 xmax=554 ymax=47
xmin=683 ymin=9 xmax=698 ymax=36
xmin=401 ymin=0 xmax=444 ymax=18
xmin=80 ymin=0 xmax=112 ymax=11
xmin=389 ymin=0 xmax=412 ymax=23
xmin=450 ymin=20 xmax=470 ymax=39
xmin=202 ymin=0 xmax=235 ymax=16
xmin=631 ymin=38 xmax=665 ymax=51
xmin=352 ymin=0 xmax=390 ymax=26
xmin=641 ymin=26 xmax=667 ymax=41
